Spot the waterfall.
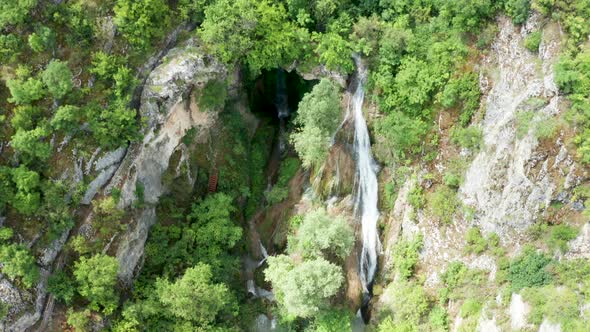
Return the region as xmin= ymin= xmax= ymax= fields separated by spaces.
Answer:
xmin=275 ymin=69 xmax=290 ymax=154
xmin=352 ymin=55 xmax=381 ymax=294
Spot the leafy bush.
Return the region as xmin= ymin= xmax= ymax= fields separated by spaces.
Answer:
xmin=0 ymin=244 xmax=39 ymax=288
xmin=376 ymin=111 xmax=428 ymax=160
xmin=6 ymin=75 xmax=45 ymax=105
xmin=383 ymin=279 xmax=429 ymax=327
xmin=265 ymin=256 xmax=344 ymax=318
xmin=505 ymin=0 xmax=531 ymax=24
xmin=154 ymin=263 xmax=236 ymax=326
xmin=522 ymin=286 xmax=581 ymax=328
xmin=67 ymin=309 xmax=91 ymax=332
xmin=199 ymin=80 xmax=227 ymax=110
xmin=548 ymin=224 xmax=579 ymax=253
xmin=459 ymin=298 xmax=482 ymax=318
xmin=443 ymin=172 xmax=462 ymax=189
xmin=0 ymin=0 xmax=38 ymax=29
xmin=507 ymin=247 xmax=552 ymax=291
xmin=48 ymin=271 xmax=75 ymax=304
xmin=74 ymin=254 xmax=120 ymax=314
xmin=428 ymin=186 xmax=460 ymax=224
xmin=291 ymin=79 xmax=341 ymax=168
xmin=408 ymin=183 xmax=425 ymax=210
xmin=312 ymin=309 xmax=351 ymax=332
xmin=524 ymin=31 xmax=542 ymax=52
xmin=41 ymin=60 xmax=73 ymax=99
xmin=450 ymin=126 xmax=483 ymax=150
xmin=465 ymin=227 xmax=487 ymax=254
xmin=289 ymin=208 xmax=354 ymax=259
xmin=114 ymin=0 xmax=171 ymax=49
xmin=392 ymin=234 xmax=423 ymax=280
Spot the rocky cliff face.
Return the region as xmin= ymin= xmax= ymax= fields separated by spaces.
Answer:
xmin=106 ymin=41 xmax=228 ymax=284
xmin=376 ymin=15 xmax=589 ymax=331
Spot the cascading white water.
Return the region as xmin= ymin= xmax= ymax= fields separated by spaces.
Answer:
xmin=275 ymin=69 xmax=290 ymax=154
xmin=352 ymin=55 xmax=381 ymax=293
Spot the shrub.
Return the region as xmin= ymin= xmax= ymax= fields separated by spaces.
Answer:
xmin=114 ymin=0 xmax=171 ymax=49
xmin=428 ymin=186 xmax=460 ymax=224
xmin=383 ymin=279 xmax=429 ymax=327
xmin=505 ymin=0 xmax=531 ymax=24
xmin=507 ymin=247 xmax=552 ymax=291
xmin=450 ymin=126 xmax=483 ymax=150
xmin=0 ymin=244 xmax=39 ymax=288
xmin=0 ymin=0 xmax=38 ymax=29
xmin=524 ymin=31 xmax=542 ymax=52
xmin=312 ymin=309 xmax=351 ymax=332
xmin=289 ymin=208 xmax=354 ymax=259
xmin=265 ymin=256 xmax=344 ymax=318
xmin=48 ymin=271 xmax=75 ymax=304
xmin=443 ymin=172 xmax=461 ymax=189
xmin=41 ymin=60 xmax=73 ymax=99
xmin=460 ymin=298 xmax=482 ymax=318
xmin=465 ymin=227 xmax=487 ymax=254
xmin=392 ymin=234 xmax=423 ymax=280
xmin=291 ymin=79 xmax=341 ymax=168
xmin=198 ymin=80 xmax=227 ymax=110
xmin=265 ymin=186 xmax=289 ymax=205
xmin=74 ymin=254 xmax=120 ymax=314
xmin=522 ymin=286 xmax=580 ymax=327
xmin=408 ymin=183 xmax=425 ymax=210
xmin=548 ymin=224 xmax=579 ymax=253
xmin=67 ymin=309 xmax=91 ymax=332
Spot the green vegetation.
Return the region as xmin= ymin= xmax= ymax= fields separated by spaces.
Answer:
xmin=0 ymin=0 xmax=588 ymax=330
xmin=428 ymin=186 xmax=461 ymax=224
xmin=554 ymin=48 xmax=590 ymax=162
xmin=265 ymin=157 xmax=301 ymax=205
xmin=506 ymin=247 xmax=553 ymax=292
xmin=266 ymin=256 xmax=344 ymax=318
xmin=525 ymin=31 xmax=542 ymax=52
xmin=288 ymin=208 xmax=354 ymax=259
xmin=391 ymin=235 xmax=423 ymax=280
xmin=74 ymin=254 xmax=120 ymax=314
xmin=291 ymin=79 xmax=341 ymax=168
xmin=41 ymin=60 xmax=73 ymax=99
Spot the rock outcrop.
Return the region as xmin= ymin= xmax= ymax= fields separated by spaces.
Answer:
xmin=100 ymin=40 xmax=227 ymax=284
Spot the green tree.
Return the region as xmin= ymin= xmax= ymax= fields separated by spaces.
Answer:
xmin=507 ymin=247 xmax=552 ymax=291
xmin=0 ymin=244 xmax=40 ymax=288
xmin=0 ymin=167 xmax=14 ymax=211
xmin=383 ymin=279 xmax=429 ymax=327
xmin=42 ymin=60 xmax=73 ymax=99
xmin=199 ymin=0 xmax=305 ymax=75
xmin=314 ymin=32 xmax=354 ymax=73
xmin=10 ymin=126 xmax=51 ymax=162
xmin=87 ymin=100 xmax=138 ymax=148
xmin=114 ymin=0 xmax=171 ymax=49
xmin=6 ymin=77 xmax=45 ymax=105
xmin=291 ymin=78 xmax=341 ymax=168
xmin=48 ymin=271 xmax=75 ymax=304
xmin=289 ymin=208 xmax=354 ymax=259
xmin=0 ymin=0 xmax=37 ymax=29
xmin=155 ymin=263 xmax=236 ymax=326
xmin=28 ymin=26 xmax=55 ymax=53
xmin=10 ymin=165 xmax=41 ymax=215
xmin=505 ymin=0 xmax=530 ymax=24
xmin=0 ymin=34 xmax=21 ymax=63
xmin=51 ymin=105 xmax=81 ymax=133
xmin=11 ymin=105 xmax=41 ymax=131
xmin=74 ymin=254 xmax=120 ymax=314
xmin=265 ymin=256 xmax=344 ymax=317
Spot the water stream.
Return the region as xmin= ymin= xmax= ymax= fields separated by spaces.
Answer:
xmin=352 ymin=55 xmax=381 ymax=302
